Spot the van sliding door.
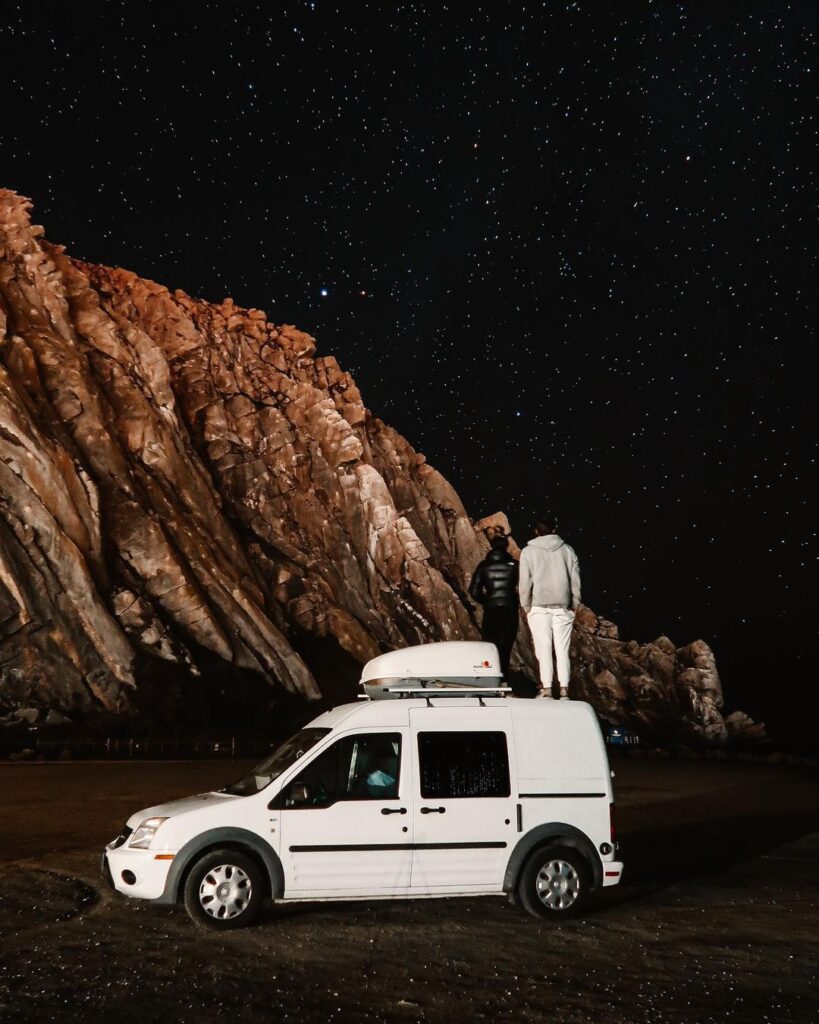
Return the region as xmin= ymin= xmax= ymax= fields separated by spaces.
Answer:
xmin=408 ymin=707 xmax=516 ymax=893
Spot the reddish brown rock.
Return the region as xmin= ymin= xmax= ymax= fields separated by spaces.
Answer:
xmin=474 ymin=512 xmax=522 ymax=559
xmin=0 ymin=190 xmax=758 ymax=743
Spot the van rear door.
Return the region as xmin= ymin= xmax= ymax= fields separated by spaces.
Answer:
xmin=408 ymin=706 xmax=516 ymax=893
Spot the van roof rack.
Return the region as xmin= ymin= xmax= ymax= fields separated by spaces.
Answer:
xmin=386 ymin=686 xmax=511 ymax=694
xmin=385 ymin=686 xmax=512 ymax=707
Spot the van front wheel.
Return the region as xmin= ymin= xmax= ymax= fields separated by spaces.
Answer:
xmin=183 ymin=848 xmax=265 ymax=929
xmin=517 ymin=845 xmax=590 ymax=919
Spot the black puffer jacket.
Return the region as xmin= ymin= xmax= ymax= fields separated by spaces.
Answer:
xmin=469 ymin=549 xmax=519 ymax=608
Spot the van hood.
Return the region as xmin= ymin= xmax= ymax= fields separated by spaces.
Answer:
xmin=526 ymin=534 xmax=565 ymax=552
xmin=126 ymin=791 xmax=238 ymax=830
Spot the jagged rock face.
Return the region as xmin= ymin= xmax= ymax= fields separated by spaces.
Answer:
xmin=0 ymin=190 xmax=751 ymax=743
xmin=569 ymin=611 xmax=731 ymax=745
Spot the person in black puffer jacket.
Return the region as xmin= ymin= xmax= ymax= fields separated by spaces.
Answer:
xmin=468 ymin=532 xmax=519 ymax=677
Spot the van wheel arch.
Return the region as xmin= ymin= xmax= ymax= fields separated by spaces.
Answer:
xmin=157 ymin=828 xmax=284 ymax=906
xmin=503 ymin=823 xmax=602 ymax=894
xmin=520 ymin=838 xmax=594 ymax=886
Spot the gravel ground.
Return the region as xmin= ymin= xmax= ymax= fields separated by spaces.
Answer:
xmin=1 ymin=756 xmax=817 ymax=1023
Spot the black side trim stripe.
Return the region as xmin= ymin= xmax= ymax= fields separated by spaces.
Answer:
xmin=415 ymin=842 xmax=507 ymax=850
xmin=519 ymin=792 xmax=606 ymax=799
xmin=289 ymin=842 xmax=507 ymax=853
xmin=291 ymin=843 xmax=411 ymax=852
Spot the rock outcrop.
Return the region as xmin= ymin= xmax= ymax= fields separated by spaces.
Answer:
xmin=0 ymin=190 xmax=753 ymax=744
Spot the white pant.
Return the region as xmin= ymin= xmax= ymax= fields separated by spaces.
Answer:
xmin=527 ymin=606 xmax=575 ymax=687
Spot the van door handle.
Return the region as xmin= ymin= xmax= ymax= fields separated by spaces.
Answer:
xmin=381 ymin=807 xmax=407 ymax=815
xmin=420 ymin=806 xmax=446 ymax=814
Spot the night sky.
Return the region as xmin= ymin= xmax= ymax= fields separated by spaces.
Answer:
xmin=2 ymin=2 xmax=815 ymax=745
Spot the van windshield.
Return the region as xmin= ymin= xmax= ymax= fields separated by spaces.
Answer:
xmin=222 ymin=728 xmax=331 ymax=796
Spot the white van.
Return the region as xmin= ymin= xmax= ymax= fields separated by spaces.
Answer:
xmin=102 ymin=642 xmax=623 ymax=929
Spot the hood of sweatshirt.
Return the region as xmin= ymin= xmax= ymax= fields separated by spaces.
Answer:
xmin=527 ymin=534 xmax=565 ymax=552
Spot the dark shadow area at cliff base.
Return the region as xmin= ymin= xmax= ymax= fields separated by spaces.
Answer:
xmin=288 ymin=627 xmax=364 ymax=709
xmin=127 ymin=646 xmax=314 ymax=739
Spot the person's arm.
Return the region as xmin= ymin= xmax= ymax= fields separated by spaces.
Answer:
xmin=468 ymin=563 xmax=485 ymax=604
xmin=569 ymin=549 xmax=581 ymax=610
xmin=518 ymin=550 xmax=533 ymax=611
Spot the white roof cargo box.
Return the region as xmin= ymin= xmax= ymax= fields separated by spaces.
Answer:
xmin=360 ymin=641 xmax=502 ymax=700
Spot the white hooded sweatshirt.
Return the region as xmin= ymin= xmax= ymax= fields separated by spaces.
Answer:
xmin=518 ymin=534 xmax=581 ymax=611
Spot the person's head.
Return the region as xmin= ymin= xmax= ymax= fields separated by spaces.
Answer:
xmin=534 ymin=513 xmax=557 ymax=536
xmin=489 ymin=532 xmax=509 ymax=551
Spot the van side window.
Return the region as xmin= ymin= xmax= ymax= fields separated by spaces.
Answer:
xmin=418 ymin=732 xmax=510 ymax=799
xmin=277 ymin=733 xmax=402 ymax=808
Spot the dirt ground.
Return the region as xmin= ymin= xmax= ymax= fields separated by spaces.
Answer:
xmin=1 ymin=755 xmax=817 ymax=1024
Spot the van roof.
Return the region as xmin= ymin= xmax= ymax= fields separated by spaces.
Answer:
xmin=308 ymin=697 xmax=601 ymax=732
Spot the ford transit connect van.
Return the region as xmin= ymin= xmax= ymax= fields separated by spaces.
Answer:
xmin=102 ymin=642 xmax=623 ymax=929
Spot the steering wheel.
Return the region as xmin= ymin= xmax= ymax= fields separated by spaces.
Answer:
xmin=310 ymin=781 xmax=329 ymax=806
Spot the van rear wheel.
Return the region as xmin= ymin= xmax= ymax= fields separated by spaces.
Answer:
xmin=183 ymin=848 xmax=264 ymax=929
xmin=517 ymin=845 xmax=590 ymax=919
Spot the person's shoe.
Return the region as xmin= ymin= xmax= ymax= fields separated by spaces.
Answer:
xmin=536 ymin=688 xmax=553 ymax=699
xmin=559 ymin=686 xmax=569 ymax=700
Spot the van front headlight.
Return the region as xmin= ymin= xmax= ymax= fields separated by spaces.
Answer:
xmin=129 ymin=817 xmax=168 ymax=849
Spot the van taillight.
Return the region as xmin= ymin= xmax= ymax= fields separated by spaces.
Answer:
xmin=609 ymin=802 xmax=616 ymax=843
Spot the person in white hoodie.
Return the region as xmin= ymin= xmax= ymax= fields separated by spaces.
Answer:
xmin=518 ymin=513 xmax=581 ymax=699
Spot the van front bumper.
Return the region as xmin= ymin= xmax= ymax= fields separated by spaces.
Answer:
xmin=102 ymin=845 xmax=176 ymax=901
xmin=601 ymin=860 xmax=624 ymax=886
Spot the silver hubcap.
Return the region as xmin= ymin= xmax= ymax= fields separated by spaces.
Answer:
xmin=199 ymin=864 xmax=252 ymax=920
xmin=535 ymin=859 xmax=581 ymax=911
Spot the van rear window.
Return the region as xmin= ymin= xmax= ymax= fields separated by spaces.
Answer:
xmin=418 ymin=731 xmax=510 ymax=799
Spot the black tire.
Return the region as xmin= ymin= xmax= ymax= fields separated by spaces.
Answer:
xmin=517 ymin=844 xmax=590 ymax=919
xmin=182 ymin=848 xmax=265 ymax=930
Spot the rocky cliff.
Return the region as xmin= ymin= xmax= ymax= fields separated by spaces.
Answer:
xmin=0 ymin=190 xmax=754 ymax=746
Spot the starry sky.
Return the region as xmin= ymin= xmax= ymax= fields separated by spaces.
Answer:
xmin=2 ymin=1 xmax=815 ymax=745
